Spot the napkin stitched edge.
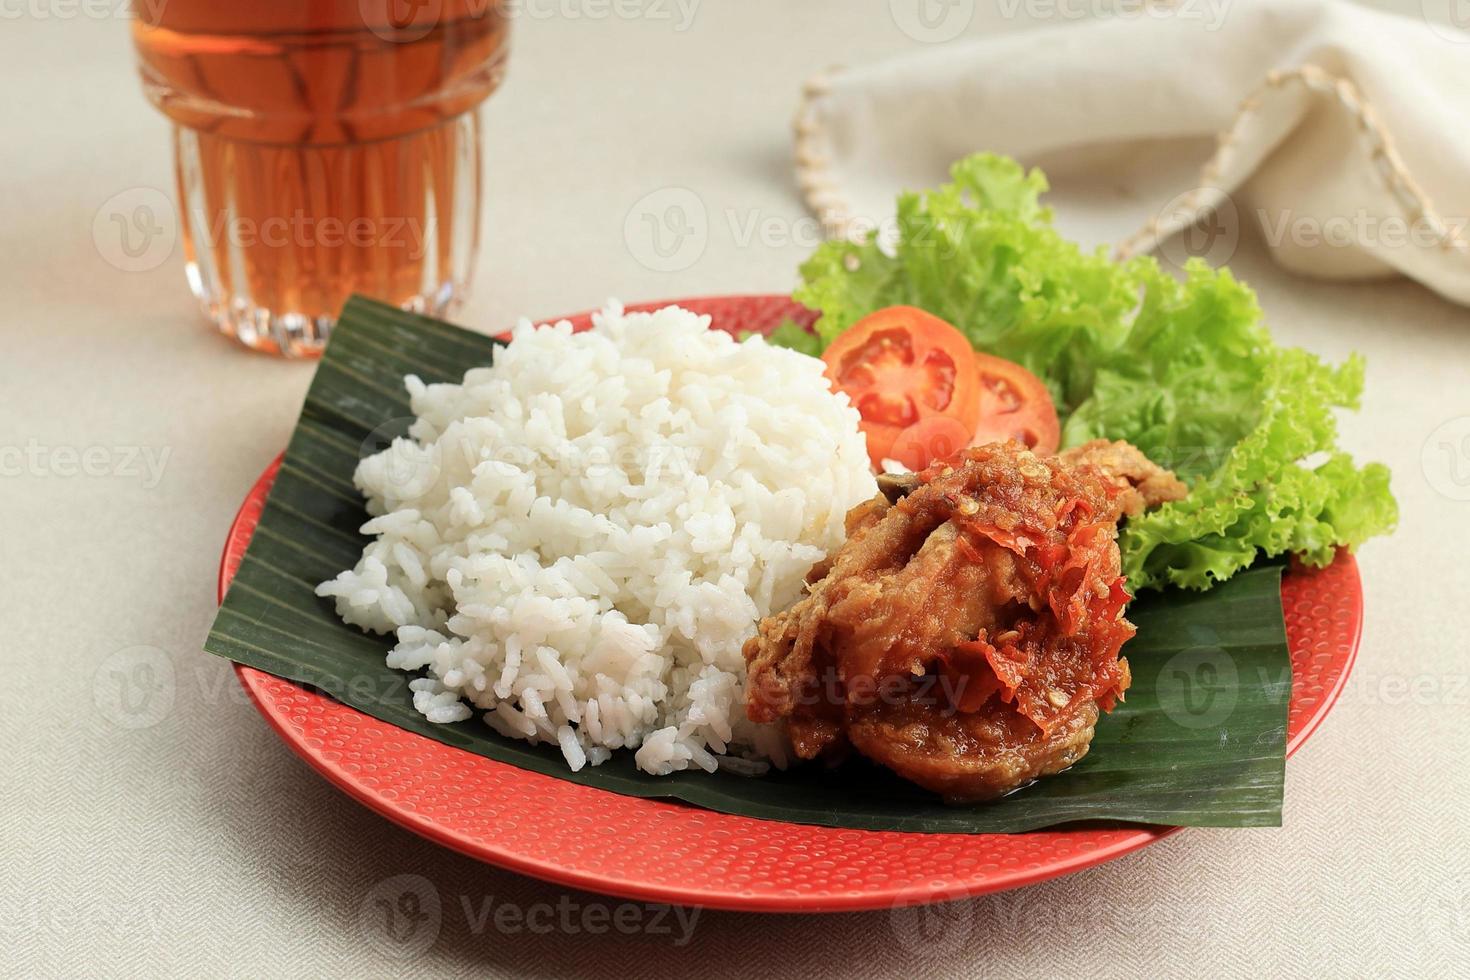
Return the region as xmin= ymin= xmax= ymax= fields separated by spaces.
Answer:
xmin=791 ymin=60 xmax=1469 ymax=265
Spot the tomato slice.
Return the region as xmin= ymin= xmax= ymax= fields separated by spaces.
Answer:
xmin=822 ymin=307 xmax=981 ymax=469
xmin=887 ymin=416 xmax=973 ymax=472
xmin=969 ymin=351 xmax=1061 ymax=454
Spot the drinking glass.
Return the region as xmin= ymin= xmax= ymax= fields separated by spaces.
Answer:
xmin=132 ymin=1 xmax=510 ymax=356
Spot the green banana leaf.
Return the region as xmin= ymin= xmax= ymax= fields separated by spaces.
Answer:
xmin=205 ymin=296 xmax=1291 ymax=833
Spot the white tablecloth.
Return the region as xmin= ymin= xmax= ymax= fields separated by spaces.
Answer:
xmin=3 ymin=2 xmax=1467 ymax=976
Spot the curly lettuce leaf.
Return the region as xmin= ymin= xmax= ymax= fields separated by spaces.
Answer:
xmin=783 ymin=153 xmax=1397 ymax=590
xmin=1119 ymin=351 xmax=1396 ymax=589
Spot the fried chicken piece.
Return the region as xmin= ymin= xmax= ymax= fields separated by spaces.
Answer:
xmin=848 ymin=699 xmax=1101 ymax=802
xmin=1059 ymin=439 xmax=1188 ymax=516
xmin=743 ymin=439 xmax=1185 ymax=802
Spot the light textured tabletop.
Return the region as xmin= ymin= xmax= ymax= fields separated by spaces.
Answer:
xmin=3 ymin=2 xmax=1467 ymax=977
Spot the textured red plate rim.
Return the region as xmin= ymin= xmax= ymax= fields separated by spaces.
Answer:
xmin=217 ymin=295 xmax=1363 ymax=913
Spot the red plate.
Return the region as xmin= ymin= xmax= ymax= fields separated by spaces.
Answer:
xmin=218 ymin=295 xmax=1363 ymax=913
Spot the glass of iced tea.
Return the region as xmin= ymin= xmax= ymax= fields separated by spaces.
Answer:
xmin=131 ymin=1 xmax=510 ymax=357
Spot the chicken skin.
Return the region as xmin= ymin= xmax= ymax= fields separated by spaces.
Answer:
xmin=743 ymin=440 xmax=1187 ymax=801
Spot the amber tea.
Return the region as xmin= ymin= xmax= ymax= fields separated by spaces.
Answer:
xmin=132 ymin=1 xmax=510 ymax=356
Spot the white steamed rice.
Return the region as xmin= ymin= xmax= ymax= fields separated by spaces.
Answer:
xmin=316 ymin=302 xmax=876 ymax=774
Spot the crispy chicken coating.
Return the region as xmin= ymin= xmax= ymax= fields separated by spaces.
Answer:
xmin=1058 ymin=440 xmax=1189 ymax=517
xmin=743 ymin=440 xmax=1186 ymax=801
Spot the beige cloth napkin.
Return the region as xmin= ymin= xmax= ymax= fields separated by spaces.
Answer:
xmin=794 ymin=0 xmax=1470 ymax=304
